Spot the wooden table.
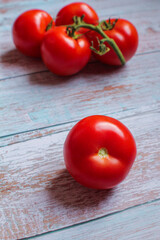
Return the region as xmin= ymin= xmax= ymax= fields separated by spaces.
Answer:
xmin=0 ymin=0 xmax=160 ymax=239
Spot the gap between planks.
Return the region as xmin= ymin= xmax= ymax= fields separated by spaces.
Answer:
xmin=0 ymin=104 xmax=159 ymax=147
xmin=26 ymin=197 xmax=160 ymax=240
xmin=0 ymin=50 xmax=160 ymax=140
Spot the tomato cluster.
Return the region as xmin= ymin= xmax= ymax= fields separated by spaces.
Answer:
xmin=12 ymin=3 xmax=137 ymax=189
xmin=12 ymin=2 xmax=138 ymax=76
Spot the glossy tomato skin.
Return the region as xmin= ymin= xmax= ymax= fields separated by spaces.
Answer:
xmin=64 ymin=115 xmax=136 ymax=189
xmin=55 ymin=2 xmax=99 ymax=26
xmin=41 ymin=26 xmax=91 ymax=76
xmin=88 ymin=19 xmax=138 ymax=65
xmin=12 ymin=9 xmax=54 ymax=57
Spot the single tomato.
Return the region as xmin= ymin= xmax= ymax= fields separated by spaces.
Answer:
xmin=12 ymin=9 xmax=54 ymax=57
xmin=55 ymin=2 xmax=99 ymax=27
xmin=64 ymin=115 xmax=136 ymax=189
xmin=88 ymin=19 xmax=138 ymax=65
xmin=41 ymin=26 xmax=91 ymax=76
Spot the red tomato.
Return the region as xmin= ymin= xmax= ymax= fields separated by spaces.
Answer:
xmin=41 ymin=26 xmax=91 ymax=76
xmin=88 ymin=19 xmax=138 ymax=65
xmin=64 ymin=115 xmax=136 ymax=189
xmin=12 ymin=9 xmax=54 ymax=57
xmin=55 ymin=2 xmax=99 ymax=26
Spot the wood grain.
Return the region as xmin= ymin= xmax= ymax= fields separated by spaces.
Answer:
xmin=29 ymin=199 xmax=160 ymax=240
xmin=0 ymin=0 xmax=160 ymax=239
xmin=0 ymin=110 xmax=160 ymax=239
xmin=0 ymin=52 xmax=160 ymax=141
xmin=0 ymin=0 xmax=160 ymax=79
xmin=0 ymin=104 xmax=159 ymax=148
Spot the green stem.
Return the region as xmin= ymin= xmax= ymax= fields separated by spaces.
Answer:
xmin=68 ymin=21 xmax=125 ymax=65
xmin=97 ymin=26 xmax=125 ymax=65
xmin=46 ymin=20 xmax=53 ymax=31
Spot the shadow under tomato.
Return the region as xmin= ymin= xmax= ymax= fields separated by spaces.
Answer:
xmin=2 ymin=48 xmax=125 ymax=86
xmin=28 ymin=68 xmax=76 ymax=86
xmin=28 ymin=60 xmax=124 ymax=86
xmin=1 ymin=48 xmax=43 ymax=68
xmin=85 ymin=60 xmax=123 ymax=75
xmin=46 ymin=168 xmax=115 ymax=209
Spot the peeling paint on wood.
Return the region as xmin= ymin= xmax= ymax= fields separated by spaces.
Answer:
xmin=0 ymin=52 xmax=160 ymax=139
xmin=29 ymin=200 xmax=160 ymax=240
xmin=0 ymin=0 xmax=160 ymax=239
xmin=0 ymin=111 xmax=160 ymax=239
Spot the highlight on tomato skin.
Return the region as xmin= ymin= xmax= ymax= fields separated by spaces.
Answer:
xmin=55 ymin=2 xmax=99 ymax=26
xmin=12 ymin=9 xmax=55 ymax=57
xmin=41 ymin=26 xmax=91 ymax=76
xmin=63 ymin=115 xmax=137 ymax=190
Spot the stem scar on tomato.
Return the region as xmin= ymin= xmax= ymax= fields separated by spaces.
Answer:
xmin=98 ymin=148 xmax=108 ymax=158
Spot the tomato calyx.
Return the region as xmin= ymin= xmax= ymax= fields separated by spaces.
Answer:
xmin=46 ymin=19 xmax=54 ymax=31
xmin=101 ymin=18 xmax=118 ymax=31
xmin=98 ymin=148 xmax=108 ymax=158
xmin=66 ymin=16 xmax=125 ymax=65
xmin=90 ymin=38 xmax=110 ymax=56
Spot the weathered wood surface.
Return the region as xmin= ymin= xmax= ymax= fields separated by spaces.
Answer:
xmin=1 ymin=103 xmax=159 ymax=148
xmin=30 ymin=199 xmax=160 ymax=240
xmin=0 ymin=110 xmax=160 ymax=239
xmin=0 ymin=0 xmax=160 ymax=239
xmin=0 ymin=52 xmax=160 ymax=142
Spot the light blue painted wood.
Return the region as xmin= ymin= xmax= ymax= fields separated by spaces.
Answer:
xmin=0 ymin=0 xmax=160 ymax=239
xmin=0 ymin=0 xmax=159 ymax=19
xmin=0 ymin=110 xmax=160 ymax=238
xmin=0 ymin=52 xmax=160 ymax=139
xmin=29 ymin=199 xmax=160 ymax=240
xmin=0 ymin=105 xmax=158 ymax=147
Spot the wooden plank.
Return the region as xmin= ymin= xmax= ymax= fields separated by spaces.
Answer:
xmin=1 ymin=0 xmax=159 ymax=26
xmin=29 ymin=199 xmax=160 ymax=240
xmin=0 ymin=1 xmax=160 ymax=79
xmin=0 ymin=104 xmax=158 ymax=147
xmin=0 ymin=110 xmax=160 ymax=239
xmin=1 ymin=0 xmax=159 ymax=10
xmin=0 ymin=51 xmax=160 ymax=139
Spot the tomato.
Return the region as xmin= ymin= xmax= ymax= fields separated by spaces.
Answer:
xmin=41 ymin=26 xmax=91 ymax=76
xmin=64 ymin=115 xmax=136 ymax=189
xmin=12 ymin=9 xmax=54 ymax=57
xmin=88 ymin=19 xmax=138 ymax=65
xmin=55 ymin=2 xmax=99 ymax=26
